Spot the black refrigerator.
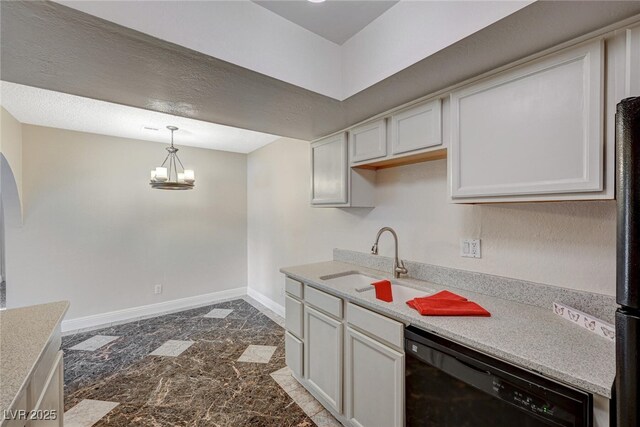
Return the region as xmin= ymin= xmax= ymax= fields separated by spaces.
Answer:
xmin=616 ymin=96 xmax=640 ymax=427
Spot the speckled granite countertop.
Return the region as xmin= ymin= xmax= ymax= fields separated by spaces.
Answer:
xmin=281 ymin=261 xmax=615 ymax=398
xmin=0 ymin=301 xmax=69 ymax=413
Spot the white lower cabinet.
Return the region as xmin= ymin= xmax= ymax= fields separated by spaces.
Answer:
xmin=285 ymin=331 xmax=304 ymax=378
xmin=345 ymin=326 xmax=404 ymax=427
xmin=284 ymin=278 xmax=407 ymax=427
xmin=30 ymin=351 xmax=64 ymax=427
xmin=304 ymin=304 xmax=344 ymax=413
xmin=285 ymin=295 xmax=304 ymax=339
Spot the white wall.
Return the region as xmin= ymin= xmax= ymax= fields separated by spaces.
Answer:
xmin=247 ymin=137 xmax=616 ymax=308
xmin=0 ymin=107 xmax=23 ymax=217
xmin=6 ymin=125 xmax=248 ymax=319
xmin=341 ymin=1 xmax=533 ymax=97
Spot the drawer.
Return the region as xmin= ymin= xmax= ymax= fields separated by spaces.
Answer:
xmin=305 ymin=285 xmax=343 ymax=319
xmin=347 ymin=302 xmax=404 ymax=349
xmin=285 ymin=331 xmax=303 ymax=378
xmin=285 ymin=295 xmax=304 ymax=339
xmin=285 ymin=277 xmax=304 ymax=299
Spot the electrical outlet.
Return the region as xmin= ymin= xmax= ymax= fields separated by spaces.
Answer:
xmin=460 ymin=239 xmax=481 ymax=258
xmin=154 ymin=284 xmax=163 ymax=294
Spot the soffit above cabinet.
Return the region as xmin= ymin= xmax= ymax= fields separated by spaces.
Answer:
xmin=3 ymin=1 xmax=640 ymax=141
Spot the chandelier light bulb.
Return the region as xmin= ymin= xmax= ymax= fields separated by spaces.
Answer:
xmin=149 ymin=126 xmax=195 ymax=190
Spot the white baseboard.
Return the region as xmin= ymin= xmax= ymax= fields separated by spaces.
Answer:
xmin=247 ymin=287 xmax=285 ymax=318
xmin=62 ymin=287 xmax=247 ymax=335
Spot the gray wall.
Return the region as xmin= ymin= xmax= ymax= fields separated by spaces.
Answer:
xmin=247 ymin=137 xmax=616 ymax=308
xmin=6 ymin=125 xmax=248 ymax=320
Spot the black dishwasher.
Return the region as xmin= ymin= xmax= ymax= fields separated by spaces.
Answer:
xmin=405 ymin=326 xmax=592 ymax=427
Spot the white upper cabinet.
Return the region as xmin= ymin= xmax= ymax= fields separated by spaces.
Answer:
xmin=311 ymin=133 xmax=348 ymax=205
xmin=449 ymin=40 xmax=604 ymax=202
xmin=311 ymin=133 xmax=375 ymax=208
xmin=390 ymin=99 xmax=442 ymax=156
xmin=349 ymin=119 xmax=387 ymax=163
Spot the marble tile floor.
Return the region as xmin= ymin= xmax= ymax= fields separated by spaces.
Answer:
xmin=270 ymin=368 xmax=341 ymax=427
xmin=61 ymin=298 xmax=336 ymax=426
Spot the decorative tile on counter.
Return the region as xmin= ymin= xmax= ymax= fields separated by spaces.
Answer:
xmin=553 ymin=302 xmax=616 ymax=341
xmin=62 ymin=299 xmax=313 ymax=426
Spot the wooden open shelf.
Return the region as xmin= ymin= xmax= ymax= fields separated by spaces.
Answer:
xmin=352 ymin=148 xmax=447 ymax=171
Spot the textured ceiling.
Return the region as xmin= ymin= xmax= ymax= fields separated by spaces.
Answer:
xmin=3 ymin=1 xmax=640 ymax=141
xmin=252 ymin=0 xmax=398 ymax=45
xmin=1 ymin=82 xmax=280 ymax=154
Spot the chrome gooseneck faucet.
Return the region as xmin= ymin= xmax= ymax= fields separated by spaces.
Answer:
xmin=371 ymin=227 xmax=408 ymax=278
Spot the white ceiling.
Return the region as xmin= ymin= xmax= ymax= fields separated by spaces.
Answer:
xmin=0 ymin=82 xmax=280 ymax=154
xmin=252 ymin=0 xmax=398 ymax=45
xmin=56 ymin=0 xmax=532 ymax=100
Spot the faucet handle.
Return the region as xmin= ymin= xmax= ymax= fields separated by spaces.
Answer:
xmin=395 ymin=259 xmax=408 ymax=276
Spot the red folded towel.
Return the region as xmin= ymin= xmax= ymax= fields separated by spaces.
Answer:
xmin=418 ymin=290 xmax=468 ymax=301
xmin=372 ymin=280 xmax=393 ymax=302
xmin=406 ymin=290 xmax=490 ymax=317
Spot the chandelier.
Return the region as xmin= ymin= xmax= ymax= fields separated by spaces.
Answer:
xmin=149 ymin=126 xmax=195 ymax=190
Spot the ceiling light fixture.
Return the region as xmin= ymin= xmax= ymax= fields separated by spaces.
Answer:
xmin=308 ymin=0 xmax=326 ymax=3
xmin=149 ymin=126 xmax=195 ymax=190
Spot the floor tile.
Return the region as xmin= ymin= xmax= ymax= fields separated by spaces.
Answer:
xmin=288 ymin=387 xmax=325 ymax=417
xmin=243 ymin=296 xmax=285 ymax=327
xmin=271 ymin=367 xmax=300 ymax=393
xmin=203 ymin=308 xmax=233 ymax=318
xmin=149 ymin=339 xmax=194 ymax=357
xmin=311 ymin=409 xmax=343 ymax=427
xmin=64 ymin=399 xmax=119 ymax=427
xmin=62 ymin=299 xmax=312 ymax=425
xmin=237 ymin=344 xmax=277 ymax=363
xmin=69 ymin=335 xmax=119 ymax=351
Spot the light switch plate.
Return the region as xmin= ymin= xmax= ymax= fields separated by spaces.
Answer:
xmin=460 ymin=239 xmax=481 ymax=258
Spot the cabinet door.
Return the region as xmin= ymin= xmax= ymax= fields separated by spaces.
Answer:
xmin=450 ymin=40 xmax=603 ymax=200
xmin=345 ymin=327 xmax=404 ymax=427
xmin=304 ymin=305 xmax=343 ymax=413
xmin=390 ymin=99 xmax=442 ymax=156
xmin=311 ymin=134 xmax=348 ymax=205
xmin=349 ymin=119 xmax=387 ymax=163
xmin=285 ymin=295 xmax=303 ymax=339
xmin=28 ymin=351 xmax=64 ymax=427
xmin=628 ymin=25 xmax=640 ymax=97
xmin=285 ymin=331 xmax=304 ymax=378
